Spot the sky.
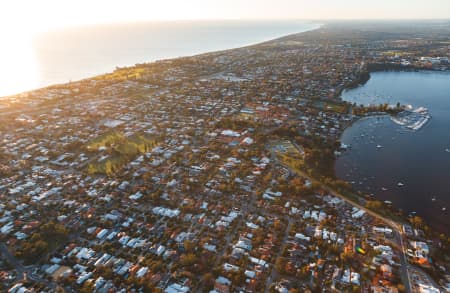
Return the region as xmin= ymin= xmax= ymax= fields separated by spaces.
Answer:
xmin=1 ymin=0 xmax=449 ymax=34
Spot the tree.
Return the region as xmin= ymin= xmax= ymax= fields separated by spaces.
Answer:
xmin=274 ymin=219 xmax=284 ymax=232
xmin=79 ymin=281 xmax=95 ymax=293
xmin=180 ymin=253 xmax=198 ymax=267
xmin=183 ymin=240 xmax=196 ymax=253
xmin=275 ymin=257 xmax=287 ymax=274
xmin=366 ymin=200 xmax=383 ymax=211
xmin=202 ymin=273 xmax=215 ymax=290
xmin=97 ymin=266 xmax=114 ymax=279
xmin=409 ymin=216 xmax=424 ymax=229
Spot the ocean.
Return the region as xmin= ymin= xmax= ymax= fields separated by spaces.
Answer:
xmin=0 ymin=20 xmax=319 ymax=97
xmin=336 ymin=71 xmax=450 ymax=234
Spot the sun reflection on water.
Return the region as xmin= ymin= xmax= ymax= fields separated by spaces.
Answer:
xmin=0 ymin=32 xmax=39 ymax=98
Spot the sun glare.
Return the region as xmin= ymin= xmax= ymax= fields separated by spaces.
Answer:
xmin=0 ymin=29 xmax=38 ymax=97
xmin=0 ymin=0 xmax=448 ymax=97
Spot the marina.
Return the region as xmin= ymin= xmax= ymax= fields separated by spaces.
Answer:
xmin=336 ymin=71 xmax=450 ymax=233
xmin=390 ymin=106 xmax=431 ymax=131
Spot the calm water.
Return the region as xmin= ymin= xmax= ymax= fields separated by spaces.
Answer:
xmin=336 ymin=71 xmax=450 ymax=234
xmin=0 ymin=20 xmax=319 ymax=97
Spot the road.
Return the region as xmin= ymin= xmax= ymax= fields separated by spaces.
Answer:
xmin=272 ymin=146 xmax=413 ymax=293
xmin=408 ymin=265 xmax=441 ymax=292
xmin=213 ymin=184 xmax=263 ymax=266
xmin=0 ymin=242 xmax=56 ymax=289
xmin=213 ymin=217 xmax=244 ymax=267
xmin=0 ymin=242 xmax=26 ymax=279
xmin=264 ymin=218 xmax=293 ymax=293
xmin=0 ymin=98 xmax=412 ymax=291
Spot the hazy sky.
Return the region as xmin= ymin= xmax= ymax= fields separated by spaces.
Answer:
xmin=1 ymin=0 xmax=450 ymax=33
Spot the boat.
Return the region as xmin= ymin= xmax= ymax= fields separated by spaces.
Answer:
xmin=376 ymin=145 xmax=383 ymax=149
xmin=431 ymin=196 xmax=436 ymax=202
xmin=381 ymin=187 xmax=388 ymax=191
xmin=397 ymin=182 xmax=404 ymax=187
xmin=413 ymin=107 xmax=428 ymax=114
xmin=445 ymin=149 xmax=450 ymax=153
xmin=443 ymin=207 xmax=447 ymax=212
xmin=391 ymin=106 xmax=431 ymax=131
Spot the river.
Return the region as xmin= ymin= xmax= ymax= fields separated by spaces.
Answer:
xmin=336 ymin=70 xmax=450 ymax=234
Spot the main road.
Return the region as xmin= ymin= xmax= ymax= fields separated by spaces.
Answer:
xmin=272 ymin=146 xmax=413 ymax=293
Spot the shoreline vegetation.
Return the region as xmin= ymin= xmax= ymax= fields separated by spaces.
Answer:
xmin=329 ymin=68 xmax=449 ymax=237
xmin=327 ymin=78 xmax=450 ymax=292
xmin=2 ymin=23 xmax=448 ymax=233
xmin=1 ymin=23 xmax=447 ymax=235
xmin=2 ymin=24 xmax=447 ymax=100
xmin=0 ymin=22 xmax=449 ymax=292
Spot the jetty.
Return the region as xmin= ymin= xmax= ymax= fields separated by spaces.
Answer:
xmin=391 ymin=107 xmax=431 ymax=131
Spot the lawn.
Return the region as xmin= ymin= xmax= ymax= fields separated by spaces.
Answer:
xmin=270 ymin=140 xmax=305 ymax=173
xmin=86 ymin=131 xmax=156 ymax=176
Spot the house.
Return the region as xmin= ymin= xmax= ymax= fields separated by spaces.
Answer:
xmin=165 ymin=283 xmax=190 ymax=293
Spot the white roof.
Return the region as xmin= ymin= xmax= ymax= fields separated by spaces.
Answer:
xmin=165 ymin=283 xmax=190 ymax=293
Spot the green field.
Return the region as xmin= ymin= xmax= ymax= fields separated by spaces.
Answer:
xmin=94 ymin=67 xmax=147 ymax=82
xmin=313 ymin=100 xmax=348 ymax=113
xmin=269 ymin=140 xmax=305 ymax=173
xmin=86 ymin=131 xmax=156 ymax=176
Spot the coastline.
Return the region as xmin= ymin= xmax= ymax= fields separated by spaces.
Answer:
xmin=2 ymin=23 xmax=448 ymax=235
xmin=0 ymin=23 xmax=448 ymax=291
xmin=16 ymin=23 xmax=450 ymax=101
xmin=0 ymin=21 xmax=322 ymax=99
